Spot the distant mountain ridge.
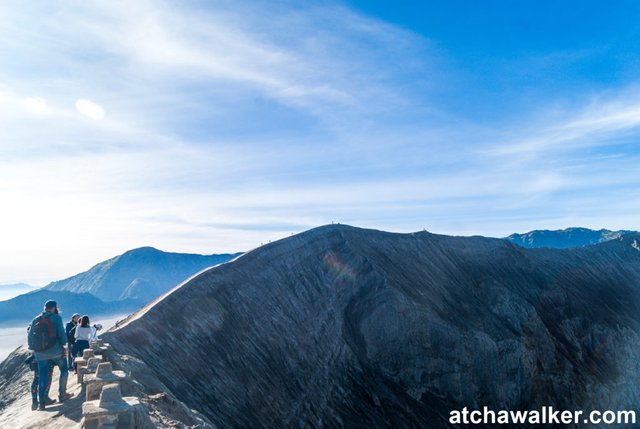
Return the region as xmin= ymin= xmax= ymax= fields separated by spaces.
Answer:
xmin=45 ymin=246 xmax=241 ymax=302
xmin=0 ymin=283 xmax=34 ymax=289
xmin=0 ymin=247 xmax=240 ymax=326
xmin=0 ymin=289 xmax=143 ymax=327
xmin=504 ymin=227 xmax=636 ymax=248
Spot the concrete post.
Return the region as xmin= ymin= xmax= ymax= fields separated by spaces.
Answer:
xmin=79 ymin=356 xmax=103 ymax=384
xmin=82 ymin=383 xmax=142 ymax=429
xmin=84 ymin=362 xmax=130 ymax=401
xmin=90 ymin=339 xmax=112 ymax=355
xmin=76 ymin=350 xmax=103 ymax=383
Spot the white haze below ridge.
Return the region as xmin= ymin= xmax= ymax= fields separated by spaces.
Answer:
xmin=0 ymin=284 xmax=39 ymax=302
xmin=0 ymin=313 xmax=127 ymax=362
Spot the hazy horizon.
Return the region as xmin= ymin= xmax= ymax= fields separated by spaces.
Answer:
xmin=2 ymin=224 xmax=636 ymax=286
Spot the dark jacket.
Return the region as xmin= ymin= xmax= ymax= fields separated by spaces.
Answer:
xmin=66 ymin=320 xmax=77 ymax=344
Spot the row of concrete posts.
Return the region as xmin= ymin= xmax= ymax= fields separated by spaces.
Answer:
xmin=74 ymin=339 xmax=142 ymax=429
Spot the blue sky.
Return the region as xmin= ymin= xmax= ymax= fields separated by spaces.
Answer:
xmin=1 ymin=1 xmax=640 ymax=284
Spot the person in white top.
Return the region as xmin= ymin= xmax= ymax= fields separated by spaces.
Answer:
xmin=74 ymin=315 xmax=96 ymax=358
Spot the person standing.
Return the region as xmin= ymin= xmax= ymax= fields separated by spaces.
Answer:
xmin=27 ymin=300 xmax=72 ymax=410
xmin=25 ymin=327 xmax=56 ymax=410
xmin=74 ymin=315 xmax=96 ymax=358
xmin=65 ymin=313 xmax=80 ymax=371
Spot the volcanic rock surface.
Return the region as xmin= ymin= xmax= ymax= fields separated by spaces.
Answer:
xmin=103 ymin=224 xmax=640 ymax=428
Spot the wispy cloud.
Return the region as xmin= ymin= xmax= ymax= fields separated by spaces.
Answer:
xmin=488 ymin=88 xmax=640 ymax=157
xmin=0 ymin=1 xmax=639 ymax=284
xmin=0 ymin=0 xmax=440 ymax=283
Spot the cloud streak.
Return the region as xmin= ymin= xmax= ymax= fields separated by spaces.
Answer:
xmin=489 ymin=89 xmax=640 ymax=157
xmin=0 ymin=1 xmax=639 ymax=283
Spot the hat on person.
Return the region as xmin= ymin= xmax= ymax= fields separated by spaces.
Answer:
xmin=72 ymin=313 xmax=81 ymax=318
xmin=44 ymin=300 xmax=58 ymax=309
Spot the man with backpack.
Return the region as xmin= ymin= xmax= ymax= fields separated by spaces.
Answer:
xmin=27 ymin=300 xmax=72 ymax=410
xmin=65 ymin=313 xmax=80 ymax=371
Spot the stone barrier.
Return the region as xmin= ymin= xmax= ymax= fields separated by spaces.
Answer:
xmin=79 ymin=357 xmax=103 ymax=384
xmin=82 ymin=383 xmax=142 ymax=429
xmin=90 ymin=339 xmax=112 ymax=356
xmin=84 ymin=362 xmax=130 ymax=401
xmin=75 ymin=348 xmax=96 ymax=369
xmin=68 ymin=342 xmax=149 ymax=427
xmin=75 ymin=350 xmax=103 ymax=384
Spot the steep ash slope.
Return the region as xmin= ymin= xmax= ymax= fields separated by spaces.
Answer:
xmin=106 ymin=225 xmax=640 ymax=428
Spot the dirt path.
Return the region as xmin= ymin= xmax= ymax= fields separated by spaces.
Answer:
xmin=0 ymin=349 xmax=84 ymax=429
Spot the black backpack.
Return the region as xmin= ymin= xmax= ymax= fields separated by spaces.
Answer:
xmin=28 ymin=315 xmax=57 ymax=352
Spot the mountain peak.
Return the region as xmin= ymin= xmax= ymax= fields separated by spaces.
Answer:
xmin=44 ymin=248 xmax=241 ymax=302
xmin=104 ymin=224 xmax=640 ymax=428
xmin=304 ymin=223 xmax=362 ymax=234
xmin=122 ymin=246 xmax=162 ymax=255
